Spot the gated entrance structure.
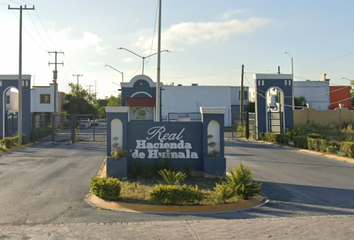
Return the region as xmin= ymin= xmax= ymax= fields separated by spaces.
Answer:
xmin=0 ymin=75 xmax=31 ymax=140
xmin=254 ymin=74 xmax=294 ymax=137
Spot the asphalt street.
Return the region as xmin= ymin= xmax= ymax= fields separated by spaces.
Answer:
xmin=1 ymin=137 xmax=354 ymax=239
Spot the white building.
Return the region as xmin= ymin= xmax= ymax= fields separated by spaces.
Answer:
xmin=161 ymin=84 xmax=249 ymax=127
xmin=293 ymin=80 xmax=330 ymax=110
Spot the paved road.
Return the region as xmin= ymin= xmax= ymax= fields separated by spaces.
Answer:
xmin=1 ymin=138 xmax=354 ymax=239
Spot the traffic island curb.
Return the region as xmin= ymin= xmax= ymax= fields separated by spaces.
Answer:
xmin=84 ymin=192 xmax=268 ymax=214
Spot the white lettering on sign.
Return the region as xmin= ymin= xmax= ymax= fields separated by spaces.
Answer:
xmin=132 ymin=126 xmax=198 ymax=159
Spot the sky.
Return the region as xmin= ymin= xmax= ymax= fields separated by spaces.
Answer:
xmin=1 ymin=0 xmax=354 ymax=99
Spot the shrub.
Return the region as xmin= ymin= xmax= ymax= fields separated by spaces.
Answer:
xmin=307 ymin=138 xmax=328 ymax=152
xmin=111 ymin=147 xmax=128 ymax=159
xmin=340 ymin=142 xmax=354 ymax=158
xmin=214 ymin=183 xmax=233 ymax=204
xmin=91 ymin=177 xmax=121 ymax=200
xmin=221 ymin=162 xmax=262 ymax=200
xmin=0 ymin=136 xmax=20 ymax=149
xmin=326 ymin=145 xmax=337 ymax=154
xmin=286 ymin=128 xmax=296 ymax=141
xmin=259 ymin=132 xmax=266 ymax=140
xmin=158 ymin=169 xmax=187 ymax=185
xmin=237 ymin=125 xmax=246 ymax=138
xmin=307 ymin=133 xmax=322 ymax=139
xmin=263 ymin=132 xmax=288 ymax=144
xmin=148 ymin=184 xmax=204 ymax=205
xmin=293 ymin=136 xmax=308 ymax=149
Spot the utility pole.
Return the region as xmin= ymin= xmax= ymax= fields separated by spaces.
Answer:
xmin=95 ymin=80 xmax=98 ymax=101
xmin=48 ymin=51 xmax=64 ymax=116
xmin=73 ymin=74 xmax=83 ymax=85
xmin=240 ymin=64 xmax=244 ymax=115
xmin=86 ymin=84 xmax=93 ymax=94
xmin=156 ymin=0 xmax=162 ymax=122
xmin=8 ymin=4 xmax=35 ymax=145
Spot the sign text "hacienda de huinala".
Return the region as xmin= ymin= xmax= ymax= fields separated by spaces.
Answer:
xmin=131 ymin=126 xmax=199 ymax=159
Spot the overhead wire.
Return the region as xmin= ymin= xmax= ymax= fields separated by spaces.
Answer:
xmin=145 ymin=0 xmax=159 ymax=66
xmin=10 ymin=10 xmax=47 ymax=52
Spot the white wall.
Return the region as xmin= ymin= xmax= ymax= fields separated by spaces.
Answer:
xmin=31 ymin=85 xmax=58 ymax=113
xmin=294 ymin=81 xmax=329 ymax=110
xmin=161 ymin=86 xmax=232 ymax=126
xmin=230 ymin=86 xmax=249 ymax=105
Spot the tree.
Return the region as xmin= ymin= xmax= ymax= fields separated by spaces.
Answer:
xmin=107 ymin=94 xmax=122 ymax=106
xmin=294 ymin=96 xmax=307 ymax=109
xmin=95 ymin=94 xmax=122 ymax=117
xmin=63 ymin=83 xmax=97 ymax=114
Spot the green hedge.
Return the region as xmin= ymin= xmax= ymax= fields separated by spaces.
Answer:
xmin=307 ymin=137 xmax=328 ymax=152
xmin=91 ymin=177 xmax=121 ymax=200
xmin=293 ymin=136 xmax=308 ymax=149
xmin=148 ymin=184 xmax=204 ymax=205
xmin=262 ymin=132 xmax=289 ymax=144
xmin=0 ymin=136 xmax=19 ymax=149
xmin=340 ymin=142 xmax=354 ymax=158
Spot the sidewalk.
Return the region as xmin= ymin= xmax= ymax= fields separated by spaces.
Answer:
xmin=1 ymin=215 xmax=353 ymax=240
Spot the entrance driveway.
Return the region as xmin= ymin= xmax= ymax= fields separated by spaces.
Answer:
xmin=1 ymin=138 xmax=354 ymax=239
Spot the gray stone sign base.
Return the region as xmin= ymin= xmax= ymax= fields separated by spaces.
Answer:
xmin=203 ymin=157 xmax=226 ymax=178
xmin=106 ymin=157 xmax=128 ymax=180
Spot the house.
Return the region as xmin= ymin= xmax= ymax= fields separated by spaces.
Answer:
xmin=120 ymin=75 xmax=248 ymax=127
xmin=329 ymin=86 xmax=352 ymax=110
xmin=31 ymin=84 xmax=65 ymax=127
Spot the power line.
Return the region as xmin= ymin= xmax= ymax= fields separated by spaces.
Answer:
xmin=10 ymin=10 xmax=46 ymax=52
xmin=26 ymin=11 xmax=51 ymax=50
xmin=33 ymin=9 xmax=60 ymax=50
xmin=146 ymin=0 xmax=159 ymax=66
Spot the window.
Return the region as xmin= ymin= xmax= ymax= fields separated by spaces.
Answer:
xmin=6 ymin=95 xmax=10 ymax=104
xmin=40 ymin=94 xmax=50 ymax=104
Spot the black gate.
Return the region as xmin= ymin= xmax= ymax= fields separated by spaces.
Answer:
xmin=5 ymin=111 xmax=18 ymax=137
xmin=31 ymin=113 xmax=73 ymax=143
xmin=267 ymin=111 xmax=284 ymax=134
xmin=247 ymin=112 xmax=256 ymax=139
xmin=74 ymin=114 xmax=106 ymax=142
xmin=231 ymin=112 xmax=247 ymax=138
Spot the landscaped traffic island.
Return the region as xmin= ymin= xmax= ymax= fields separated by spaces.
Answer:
xmin=87 ymin=162 xmax=266 ymax=213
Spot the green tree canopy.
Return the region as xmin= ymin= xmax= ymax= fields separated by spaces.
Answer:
xmin=63 ymin=83 xmax=97 ymax=114
xmin=96 ymin=94 xmax=122 ymax=117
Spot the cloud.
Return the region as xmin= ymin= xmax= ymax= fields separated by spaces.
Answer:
xmin=52 ymin=28 xmax=109 ymax=55
xmin=123 ymin=57 xmax=135 ymax=63
xmin=134 ymin=17 xmax=271 ymax=52
xmin=221 ymin=9 xmax=244 ymax=20
xmin=88 ymin=62 xmax=104 ymax=66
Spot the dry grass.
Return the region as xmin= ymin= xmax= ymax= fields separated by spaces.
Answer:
xmin=118 ymin=177 xmax=223 ymax=205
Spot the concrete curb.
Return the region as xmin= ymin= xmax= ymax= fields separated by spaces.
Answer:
xmin=86 ymin=155 xmax=268 ymax=214
xmin=85 ymin=192 xmax=268 ymax=214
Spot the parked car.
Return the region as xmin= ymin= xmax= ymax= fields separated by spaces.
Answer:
xmin=91 ymin=119 xmax=99 ymax=125
xmin=99 ymin=117 xmax=106 ymax=122
xmin=79 ymin=119 xmax=91 ymax=128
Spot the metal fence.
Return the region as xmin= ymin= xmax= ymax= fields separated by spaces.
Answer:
xmin=231 ymin=112 xmax=257 ymax=139
xmin=30 ymin=113 xmax=107 ymax=143
xmin=166 ymin=112 xmax=201 ymax=122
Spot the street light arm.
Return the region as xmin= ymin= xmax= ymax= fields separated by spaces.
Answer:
xmin=144 ymin=50 xmax=170 ymax=59
xmin=118 ymin=47 xmax=143 ymax=58
xmin=105 ymin=64 xmax=123 ymax=74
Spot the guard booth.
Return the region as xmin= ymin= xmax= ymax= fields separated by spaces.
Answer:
xmin=254 ymin=74 xmax=294 ymax=137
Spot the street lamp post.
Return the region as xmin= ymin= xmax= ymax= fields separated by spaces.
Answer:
xmin=118 ymin=47 xmax=169 ymax=75
xmin=105 ymin=64 xmax=124 ymax=83
xmin=285 ymin=52 xmax=294 ymax=109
